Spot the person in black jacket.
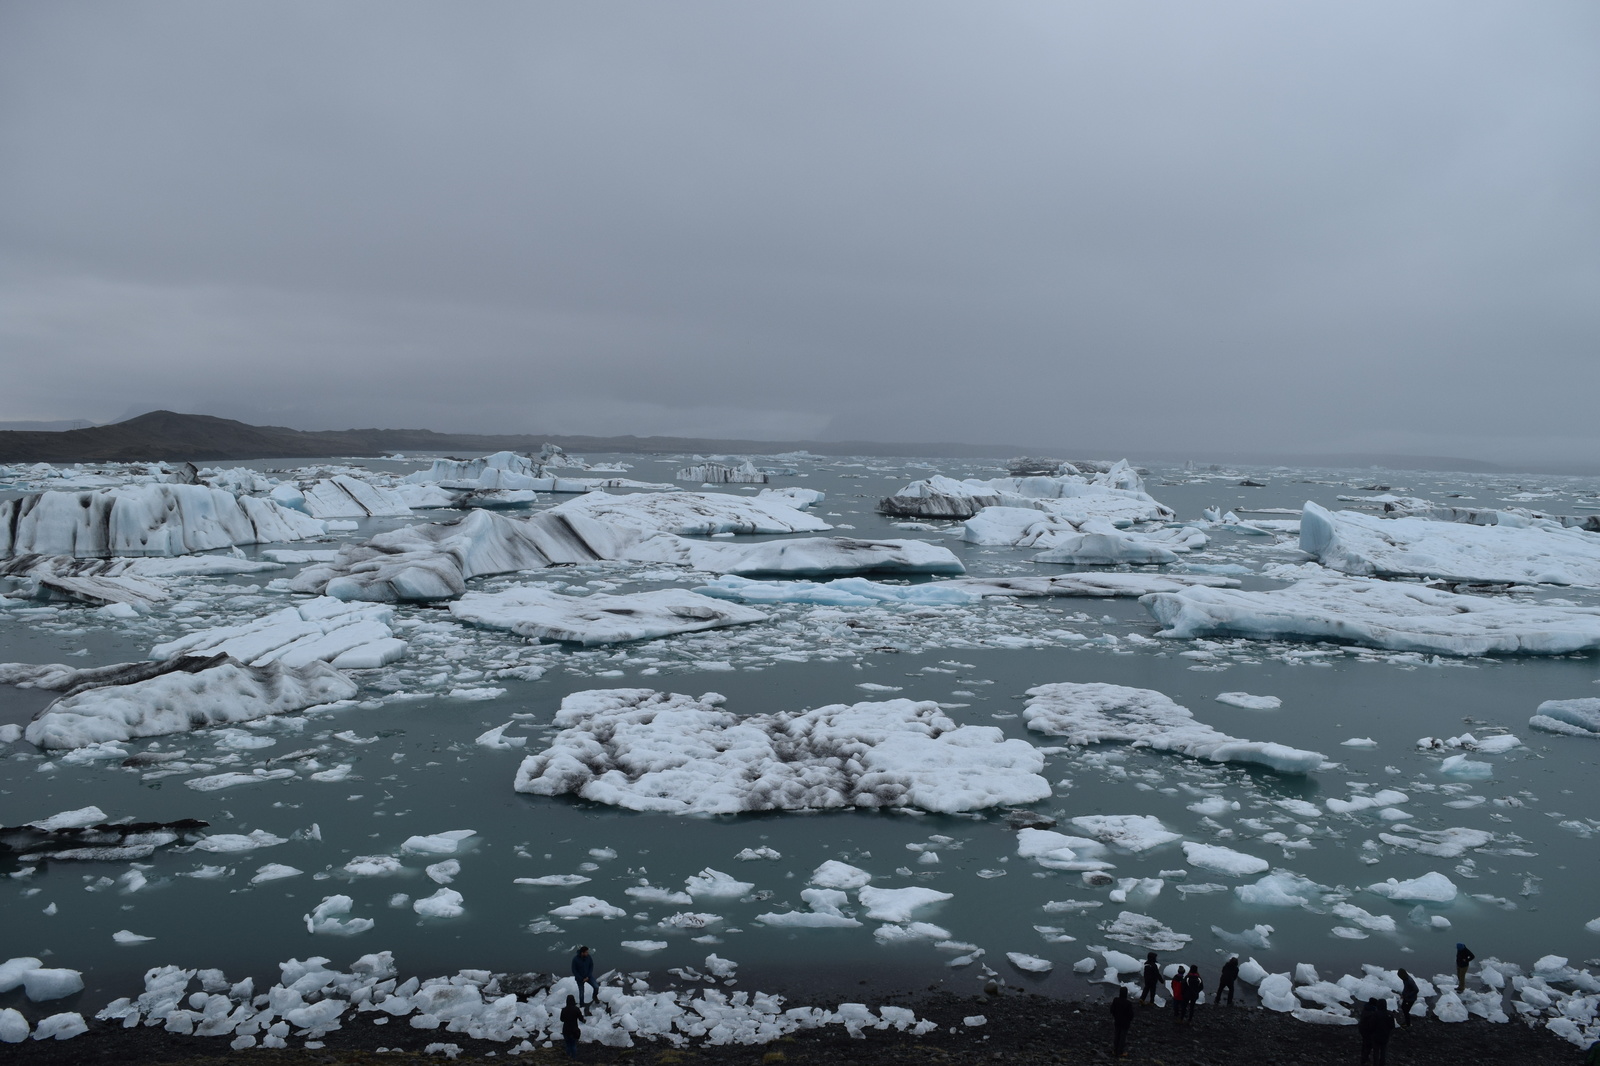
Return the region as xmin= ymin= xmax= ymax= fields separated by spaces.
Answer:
xmin=1217 ymin=956 xmax=1240 ymax=1006
xmin=1181 ymin=966 xmax=1203 ymax=1021
xmin=1397 ymin=969 xmax=1418 ymax=1025
xmin=1455 ymin=943 xmax=1475 ymax=992
xmin=572 ymin=946 xmax=600 ymax=1009
xmin=1140 ymin=953 xmax=1160 ymax=1006
xmin=1110 ymin=986 xmax=1133 ymax=1057
xmin=560 ymin=994 xmax=583 ymax=1058
xmin=1357 ymin=998 xmax=1392 ymax=1066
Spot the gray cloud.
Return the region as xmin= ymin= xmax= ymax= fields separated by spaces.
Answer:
xmin=2 ymin=2 xmax=1597 ymax=463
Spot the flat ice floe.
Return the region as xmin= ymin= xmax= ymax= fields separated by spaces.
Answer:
xmin=545 ymin=491 xmax=830 ymax=535
xmin=878 ymin=462 xmax=1173 ymax=523
xmin=1529 ymin=698 xmax=1600 ymax=737
xmin=20 ymin=655 xmax=358 ymax=749
xmin=692 ymin=572 xmax=1238 ymax=608
xmin=450 ymin=586 xmax=766 ymax=645
xmin=514 ymin=688 xmax=1049 ymax=814
xmin=1023 ymin=682 xmax=1325 ymax=773
xmin=1141 ymin=575 xmax=1600 ymax=656
xmin=151 ymin=597 xmax=407 ymax=669
xmin=0 ymin=485 xmax=324 ymax=557
xmin=1300 ymin=501 xmax=1600 ymax=586
xmin=273 ymin=475 xmax=412 ymax=519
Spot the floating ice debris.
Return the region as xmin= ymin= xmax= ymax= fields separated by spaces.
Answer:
xmin=1329 ymin=903 xmax=1395 ymax=932
xmin=1215 ymin=692 xmax=1281 ymax=710
xmin=1142 ymin=575 xmax=1600 ymax=656
xmin=1211 ymin=924 xmax=1274 ymax=949
xmin=1300 ymin=501 xmax=1600 ymax=587
xmin=1100 ymin=911 xmax=1191 ymax=951
xmin=1014 ymin=829 xmax=1113 ymax=873
xmin=426 ymin=860 xmax=460 ymax=884
xmin=1415 ymin=732 xmax=1522 ymax=753
xmin=809 ymin=861 xmax=873 ymax=890
xmin=620 ymin=940 xmax=669 ymax=952
xmin=757 ymin=487 xmax=824 ymax=509
xmin=151 ymin=598 xmax=406 ymax=670
xmin=1023 ymin=682 xmax=1325 ymax=774
xmin=1365 ymin=871 xmax=1458 ymax=902
xmin=695 ymin=574 xmax=983 ymax=607
xmin=857 ymin=886 xmax=953 ymax=921
xmin=277 ymin=475 xmax=413 ymax=519
xmin=549 ymin=895 xmax=625 ymax=920
xmin=1031 ymin=525 xmax=1203 ymax=566
xmin=686 ymin=869 xmax=755 ymax=899
xmin=880 ymin=464 xmax=1171 ymax=523
xmin=1181 ymin=842 xmax=1269 ymax=877
xmin=112 ymin=930 xmax=155 ymax=944
xmin=305 ymin=895 xmax=374 ymax=935
xmin=474 ymin=722 xmax=526 ymax=750
xmin=450 ymin=586 xmax=766 ymax=645
xmin=401 ymin=831 xmax=476 ymax=856
xmin=21 ymin=654 xmax=357 ymax=749
xmin=1342 ymin=737 xmax=1378 ymax=748
xmin=514 ymin=689 xmax=1049 ymax=815
xmin=0 ymin=484 xmax=325 ymax=557
xmin=516 ymin=874 xmax=590 ymax=887
xmin=250 ymin=863 xmax=303 ymax=883
xmin=1067 ymin=814 xmax=1181 ymax=853
xmin=547 ymin=491 xmax=829 ymax=536
xmin=1438 ymin=754 xmax=1494 ymax=778
xmin=1005 ymin=953 xmax=1053 ymax=974
xmin=414 ymin=889 xmax=467 ymax=918
xmin=22 ymin=806 xmax=107 ymax=831
xmin=1235 ymin=871 xmax=1328 ymax=908
xmin=735 ymin=847 xmax=782 ymax=861
xmin=1529 ymin=698 xmax=1600 ymax=737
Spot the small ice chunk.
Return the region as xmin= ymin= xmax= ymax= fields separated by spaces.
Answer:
xmin=400 ymin=830 xmax=476 ymax=855
xmin=857 ymin=886 xmax=954 ymax=922
xmin=548 ymin=895 xmax=625 ymax=920
xmin=1366 ymin=871 xmax=1457 ymax=902
xmin=413 ymin=889 xmax=466 ymax=918
xmin=810 ymin=861 xmax=873 ymax=890
xmin=112 ymin=930 xmax=154 ymax=944
xmin=1215 ymin=692 xmax=1281 ymax=711
xmin=251 ymin=864 xmax=303 ymax=883
xmin=1181 ymin=842 xmax=1269 ymax=877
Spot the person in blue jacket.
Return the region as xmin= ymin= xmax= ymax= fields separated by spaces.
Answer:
xmin=572 ymin=945 xmax=600 ymax=1009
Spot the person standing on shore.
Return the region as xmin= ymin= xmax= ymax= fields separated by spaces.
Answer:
xmin=560 ymin=994 xmax=583 ymax=1058
xmin=1358 ymin=997 xmax=1392 ymax=1066
xmin=572 ymin=946 xmax=600 ymax=1010
xmin=1140 ymin=952 xmax=1160 ymax=1006
xmin=1218 ymin=955 xmax=1240 ymax=1006
xmin=1110 ymin=986 xmax=1133 ymax=1057
xmin=1397 ymin=969 xmax=1418 ymax=1025
xmin=1182 ymin=966 xmax=1203 ymax=1022
xmin=1170 ymin=966 xmax=1187 ymax=1022
xmin=1455 ymin=943 xmax=1475 ymax=992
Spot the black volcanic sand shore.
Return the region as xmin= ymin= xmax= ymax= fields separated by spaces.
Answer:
xmin=2 ymin=991 xmax=1583 ymax=1066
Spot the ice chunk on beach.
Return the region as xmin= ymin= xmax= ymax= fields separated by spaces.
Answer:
xmin=24 ymin=656 xmax=358 ymax=749
xmin=547 ymin=491 xmax=829 ymax=535
xmin=21 ymin=968 xmax=83 ymax=1002
xmin=515 ymin=689 xmax=1049 ymax=814
xmin=1068 ymin=815 xmax=1181 ymax=853
xmin=0 ymin=1008 xmax=27 ymax=1042
xmin=1529 ymin=698 xmax=1600 ymax=737
xmin=450 ymin=586 xmax=765 ymax=646
xmin=1024 ymin=682 xmax=1324 ymax=774
xmin=30 ymin=1013 xmax=88 ymax=1040
xmin=1366 ymin=872 xmax=1457 ymax=902
xmin=0 ymin=484 xmax=324 ymax=557
xmin=1181 ymin=842 xmax=1269 ymax=877
xmin=1301 ymin=501 xmax=1600 ymax=586
xmin=1142 ymin=575 xmax=1600 ymax=656
xmin=151 ymin=598 xmax=405 ymax=669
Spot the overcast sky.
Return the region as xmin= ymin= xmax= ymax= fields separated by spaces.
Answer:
xmin=2 ymin=2 xmax=1597 ymax=463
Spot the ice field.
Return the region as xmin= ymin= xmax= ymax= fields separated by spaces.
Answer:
xmin=3 ymin=451 xmax=1599 ymax=1048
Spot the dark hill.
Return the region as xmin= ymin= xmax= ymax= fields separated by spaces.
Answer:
xmin=0 ymin=411 xmax=1027 ymax=464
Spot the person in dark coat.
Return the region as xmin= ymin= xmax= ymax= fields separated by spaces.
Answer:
xmin=1181 ymin=966 xmax=1203 ymax=1021
xmin=1217 ymin=955 xmax=1240 ymax=1006
xmin=1455 ymin=943 xmax=1475 ymax=992
xmin=1140 ymin=952 xmax=1160 ymax=1006
xmin=1110 ymin=986 xmax=1133 ymax=1057
xmin=1397 ymin=968 xmax=1418 ymax=1025
xmin=1170 ymin=966 xmax=1186 ymax=1021
xmin=1357 ymin=998 xmax=1392 ymax=1066
xmin=572 ymin=946 xmax=600 ymax=1009
xmin=560 ymin=994 xmax=583 ymax=1058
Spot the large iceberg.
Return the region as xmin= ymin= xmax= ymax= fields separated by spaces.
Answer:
xmin=0 ymin=485 xmax=324 ymax=557
xmin=879 ymin=462 xmax=1172 ymax=523
xmin=22 ymin=654 xmax=358 ymax=749
xmin=449 ymin=587 xmax=766 ymax=645
xmin=514 ymin=689 xmax=1050 ymax=814
xmin=1529 ymin=698 xmax=1600 ymax=737
xmin=1141 ymin=575 xmax=1600 ymax=656
xmin=1300 ymin=501 xmax=1600 ymax=587
xmin=402 ymin=450 xmax=672 ymax=493
xmin=150 ymin=597 xmax=407 ymax=669
xmin=274 ymin=475 xmax=412 ymax=519
xmin=1023 ymin=682 xmax=1325 ymax=773
xmin=676 ymin=462 xmax=767 ymax=485
xmin=962 ymin=510 xmax=1202 ymax=559
xmin=545 ymin=491 xmax=830 ymax=535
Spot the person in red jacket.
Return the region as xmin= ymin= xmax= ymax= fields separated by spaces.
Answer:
xmin=1170 ymin=965 xmax=1187 ymax=1021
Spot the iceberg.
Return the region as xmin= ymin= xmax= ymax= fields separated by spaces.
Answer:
xmin=1181 ymin=842 xmax=1270 ymax=877
xmin=449 ymin=586 xmax=766 ymax=645
xmin=693 ymin=572 xmax=1236 ymax=608
xmin=1365 ymin=871 xmax=1457 ymax=902
xmin=151 ymin=597 xmax=406 ymax=669
xmin=514 ymin=689 xmax=1050 ymax=814
xmin=1067 ymin=814 xmax=1182 ymax=853
xmin=1529 ymin=698 xmax=1600 ymax=737
xmin=0 ymin=485 xmax=324 ymax=557
xmin=880 ymin=463 xmax=1173 ymax=523
xmin=275 ymin=475 xmax=412 ymax=519
xmin=1300 ymin=501 xmax=1600 ymax=586
xmin=1023 ymin=682 xmax=1325 ymax=773
xmin=1031 ymin=529 xmax=1190 ymax=566
xmin=545 ymin=491 xmax=828 ymax=535
xmin=1141 ymin=575 xmax=1600 ymax=656
xmin=676 ymin=462 xmax=768 ymax=485
xmin=23 ymin=654 xmax=358 ymax=749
